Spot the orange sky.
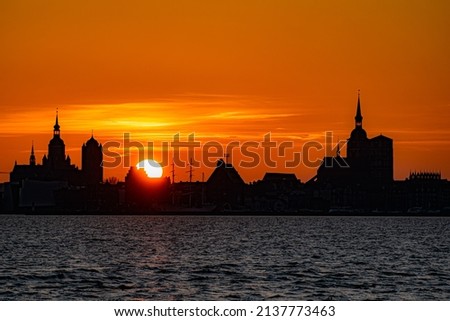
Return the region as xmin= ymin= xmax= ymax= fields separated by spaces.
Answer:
xmin=1 ymin=0 xmax=450 ymax=183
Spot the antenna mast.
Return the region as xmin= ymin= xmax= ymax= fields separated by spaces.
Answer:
xmin=171 ymin=160 xmax=175 ymax=184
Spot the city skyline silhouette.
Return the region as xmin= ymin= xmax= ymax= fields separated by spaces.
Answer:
xmin=3 ymin=94 xmax=449 ymax=214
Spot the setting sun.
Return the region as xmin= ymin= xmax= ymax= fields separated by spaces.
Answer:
xmin=137 ymin=159 xmax=163 ymax=178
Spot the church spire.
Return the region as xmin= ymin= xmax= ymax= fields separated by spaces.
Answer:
xmin=54 ymin=108 xmax=60 ymax=136
xmin=355 ymin=90 xmax=363 ymax=128
xmin=29 ymin=141 xmax=36 ymax=166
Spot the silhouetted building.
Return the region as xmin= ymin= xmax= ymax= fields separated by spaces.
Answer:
xmin=347 ymin=94 xmax=393 ymax=185
xmin=315 ymin=93 xmax=393 ymax=188
xmin=206 ymin=159 xmax=246 ymax=210
xmin=404 ymin=171 xmax=449 ymax=211
xmin=250 ymin=173 xmax=303 ymax=212
xmin=315 ymin=147 xmax=351 ymax=186
xmin=125 ymin=166 xmax=170 ymax=209
xmin=82 ymin=134 xmax=103 ymax=185
xmin=29 ymin=142 xmax=36 ymax=166
xmin=8 ymin=112 xmax=104 ymax=210
xmin=20 ymin=180 xmax=68 ymax=208
xmin=42 ymin=111 xmax=73 ymax=170
xmin=11 ymin=112 xmax=79 ymax=184
xmin=10 ymin=112 xmax=104 ymax=187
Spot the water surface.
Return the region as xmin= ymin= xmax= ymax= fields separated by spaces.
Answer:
xmin=0 ymin=215 xmax=449 ymax=300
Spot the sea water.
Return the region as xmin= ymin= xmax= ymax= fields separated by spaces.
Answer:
xmin=0 ymin=215 xmax=449 ymax=300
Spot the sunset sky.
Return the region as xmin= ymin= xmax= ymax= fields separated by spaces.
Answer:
xmin=1 ymin=0 xmax=450 ymax=183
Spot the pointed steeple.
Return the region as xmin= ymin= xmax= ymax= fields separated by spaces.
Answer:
xmin=29 ymin=141 xmax=36 ymax=166
xmin=53 ymin=108 xmax=60 ymax=136
xmin=355 ymin=90 xmax=363 ymax=128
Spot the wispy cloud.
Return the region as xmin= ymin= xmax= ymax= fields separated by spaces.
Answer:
xmin=0 ymin=95 xmax=308 ymax=142
xmin=206 ymin=111 xmax=297 ymax=120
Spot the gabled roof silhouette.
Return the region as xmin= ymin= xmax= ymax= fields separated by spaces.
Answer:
xmin=207 ymin=159 xmax=245 ymax=186
xmin=371 ymin=134 xmax=393 ymax=141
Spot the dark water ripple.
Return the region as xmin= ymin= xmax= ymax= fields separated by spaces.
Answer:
xmin=0 ymin=215 xmax=449 ymax=300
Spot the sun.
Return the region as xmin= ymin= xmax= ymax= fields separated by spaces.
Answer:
xmin=137 ymin=159 xmax=163 ymax=178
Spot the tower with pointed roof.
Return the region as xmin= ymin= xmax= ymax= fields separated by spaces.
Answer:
xmin=43 ymin=109 xmax=71 ymax=169
xmin=316 ymin=92 xmax=393 ymax=189
xmin=355 ymin=90 xmax=363 ymax=127
xmin=347 ymin=91 xmax=369 ymax=160
xmin=29 ymin=142 xmax=36 ymax=166
xmin=347 ymin=91 xmax=393 ymax=185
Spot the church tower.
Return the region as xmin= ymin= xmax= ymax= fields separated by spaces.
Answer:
xmin=347 ymin=91 xmax=368 ymax=160
xmin=82 ymin=132 xmax=103 ymax=185
xmin=346 ymin=92 xmax=393 ymax=186
xmin=29 ymin=142 xmax=36 ymax=166
xmin=43 ymin=109 xmax=71 ymax=169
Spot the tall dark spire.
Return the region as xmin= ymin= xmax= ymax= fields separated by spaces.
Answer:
xmin=355 ymin=90 xmax=363 ymax=128
xmin=29 ymin=141 xmax=36 ymax=166
xmin=54 ymin=108 xmax=60 ymax=136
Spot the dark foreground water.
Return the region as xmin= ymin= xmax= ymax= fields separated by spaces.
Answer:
xmin=0 ymin=215 xmax=449 ymax=300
